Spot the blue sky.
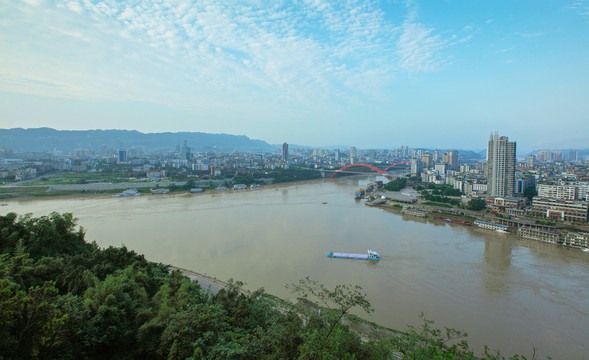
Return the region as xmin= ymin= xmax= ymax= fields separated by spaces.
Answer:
xmin=1 ymin=0 xmax=588 ymax=153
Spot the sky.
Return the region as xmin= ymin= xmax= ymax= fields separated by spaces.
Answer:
xmin=1 ymin=0 xmax=588 ymax=153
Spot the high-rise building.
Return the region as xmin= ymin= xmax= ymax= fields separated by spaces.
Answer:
xmin=421 ymin=152 xmax=431 ymax=169
xmin=526 ymin=155 xmax=535 ymax=167
xmin=487 ymin=132 xmax=516 ymax=197
xmin=282 ymin=143 xmax=288 ymax=162
xmin=181 ymin=140 xmax=191 ymax=161
xmin=349 ymin=146 xmax=357 ymax=164
xmin=444 ymin=149 xmax=459 ymax=170
xmin=118 ymin=149 xmax=127 ymax=163
xmin=411 ymin=158 xmax=422 ymax=176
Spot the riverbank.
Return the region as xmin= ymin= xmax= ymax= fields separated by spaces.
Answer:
xmin=2 ymin=176 xmax=586 ymax=358
xmin=170 ymin=264 xmax=400 ymax=344
xmin=366 ymin=188 xmax=589 ymax=251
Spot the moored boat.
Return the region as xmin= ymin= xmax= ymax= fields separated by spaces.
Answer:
xmin=475 ymin=220 xmax=509 ymax=233
xmin=113 ymin=189 xmax=140 ymax=197
xmin=150 ymin=188 xmax=170 ymax=194
xmin=434 ymin=216 xmax=472 ymax=226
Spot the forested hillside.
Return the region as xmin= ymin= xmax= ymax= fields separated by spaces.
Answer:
xmin=0 ymin=212 xmax=531 ymax=359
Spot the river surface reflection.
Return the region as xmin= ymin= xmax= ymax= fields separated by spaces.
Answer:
xmin=3 ymin=176 xmax=589 ymax=359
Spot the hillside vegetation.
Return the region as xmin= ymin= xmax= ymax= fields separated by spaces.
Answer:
xmin=0 ymin=212 xmax=535 ymax=359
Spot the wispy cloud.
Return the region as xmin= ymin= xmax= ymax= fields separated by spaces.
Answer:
xmin=0 ymin=0 xmax=454 ymax=109
xmin=498 ymin=45 xmax=516 ymax=53
xmin=519 ymin=32 xmax=545 ymax=38
xmin=568 ymin=0 xmax=589 ymax=20
xmin=397 ymin=1 xmax=448 ymax=73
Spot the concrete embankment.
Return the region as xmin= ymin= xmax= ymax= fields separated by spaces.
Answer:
xmin=168 ymin=266 xmax=226 ymax=294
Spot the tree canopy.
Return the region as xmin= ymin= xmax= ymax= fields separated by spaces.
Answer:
xmin=0 ymin=212 xmax=537 ymax=360
xmin=467 ymin=198 xmax=487 ymax=211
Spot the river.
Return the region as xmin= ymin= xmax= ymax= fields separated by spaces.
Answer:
xmin=3 ymin=176 xmax=588 ymax=359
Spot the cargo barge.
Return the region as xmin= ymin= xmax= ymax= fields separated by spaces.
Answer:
xmin=327 ymin=250 xmax=380 ymax=260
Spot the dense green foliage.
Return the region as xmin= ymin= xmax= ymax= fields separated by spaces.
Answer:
xmin=267 ymin=167 xmax=323 ymax=183
xmin=417 ymin=184 xmax=462 ymax=206
xmin=523 ymin=187 xmax=538 ymax=202
xmin=0 ymin=212 xmax=536 ymax=360
xmin=425 ymin=184 xmax=462 ymax=197
xmin=0 ymin=212 xmax=381 ymax=359
xmin=467 ymin=198 xmax=487 ymax=211
xmin=420 ymin=192 xmax=461 ymax=206
xmin=383 ymin=178 xmax=407 ymax=191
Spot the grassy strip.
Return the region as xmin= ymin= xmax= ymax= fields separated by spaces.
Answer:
xmin=0 ymin=186 xmax=97 ymax=198
xmin=19 ymin=172 xmax=153 ymax=186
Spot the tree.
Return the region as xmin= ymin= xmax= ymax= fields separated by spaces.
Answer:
xmin=523 ymin=187 xmax=537 ymax=202
xmin=383 ymin=178 xmax=406 ymax=191
xmin=467 ymin=198 xmax=486 ymax=211
xmin=0 ymin=253 xmax=67 ymax=359
xmin=392 ymin=313 xmax=474 ymax=360
xmin=186 ymin=178 xmax=196 ymax=189
xmin=287 ymin=277 xmax=374 ymax=359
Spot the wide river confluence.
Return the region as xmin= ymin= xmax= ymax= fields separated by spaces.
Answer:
xmin=3 ymin=176 xmax=588 ymax=359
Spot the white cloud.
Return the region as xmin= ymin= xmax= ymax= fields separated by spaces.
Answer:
xmin=397 ymin=1 xmax=446 ymax=73
xmin=66 ymin=1 xmax=81 ymax=13
xmin=519 ymin=32 xmax=545 ymax=38
xmin=568 ymin=0 xmax=589 ymax=20
xmin=0 ymin=0 xmax=453 ymax=110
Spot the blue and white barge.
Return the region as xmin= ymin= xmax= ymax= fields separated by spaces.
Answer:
xmin=327 ymin=250 xmax=380 ymax=260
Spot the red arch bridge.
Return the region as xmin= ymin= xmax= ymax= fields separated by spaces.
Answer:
xmin=329 ymin=162 xmax=410 ymax=180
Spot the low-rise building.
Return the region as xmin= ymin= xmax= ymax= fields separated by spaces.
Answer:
xmin=529 ymin=197 xmax=589 ymax=223
xmin=562 ymin=232 xmax=589 ymax=249
xmin=517 ymin=226 xmax=562 ymax=245
xmin=537 ymin=184 xmax=578 ymax=200
xmin=488 ymin=196 xmax=526 ymax=211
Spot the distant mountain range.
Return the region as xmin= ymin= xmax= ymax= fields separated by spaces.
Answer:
xmin=0 ymin=128 xmax=586 ymax=158
xmin=0 ymin=128 xmax=277 ymax=153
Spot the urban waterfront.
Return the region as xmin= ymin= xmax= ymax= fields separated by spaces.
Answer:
xmin=3 ymin=176 xmax=589 ymax=359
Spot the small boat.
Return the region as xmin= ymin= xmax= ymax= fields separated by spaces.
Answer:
xmin=327 ymin=250 xmax=380 ymax=261
xmin=113 ymin=189 xmax=140 ymax=197
xmin=496 ymin=228 xmax=509 ymax=234
xmin=582 ymin=248 xmax=589 ymax=253
xmin=435 ymin=216 xmax=471 ymax=226
xmin=150 ymin=188 xmax=170 ymax=194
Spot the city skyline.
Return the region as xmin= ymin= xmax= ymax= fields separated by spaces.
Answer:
xmin=1 ymin=1 xmax=588 ymax=153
